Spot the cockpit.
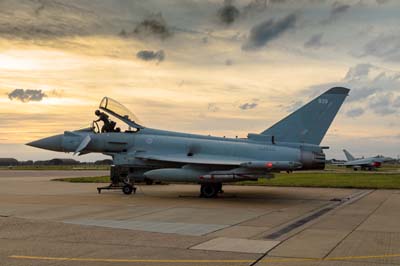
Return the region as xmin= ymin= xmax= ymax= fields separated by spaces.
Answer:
xmin=91 ymin=97 xmax=144 ymax=134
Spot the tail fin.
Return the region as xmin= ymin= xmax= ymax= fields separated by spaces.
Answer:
xmin=343 ymin=149 xmax=355 ymax=161
xmin=261 ymin=87 xmax=349 ymax=145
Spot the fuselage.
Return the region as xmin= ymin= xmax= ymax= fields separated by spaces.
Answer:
xmin=343 ymin=157 xmax=385 ymax=170
xmin=54 ymin=127 xmax=326 ymax=172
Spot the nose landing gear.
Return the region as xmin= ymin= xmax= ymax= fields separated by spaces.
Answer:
xmin=97 ymin=165 xmax=137 ymax=195
xmin=122 ymin=183 xmax=136 ymax=195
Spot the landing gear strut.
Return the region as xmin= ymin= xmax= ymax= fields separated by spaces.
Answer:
xmin=200 ymin=183 xmax=223 ymax=198
xmin=97 ymin=165 xmax=137 ymax=195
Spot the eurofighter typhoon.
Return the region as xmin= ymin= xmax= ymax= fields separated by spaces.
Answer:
xmin=27 ymin=87 xmax=349 ymax=197
xmin=339 ymin=149 xmax=392 ymax=171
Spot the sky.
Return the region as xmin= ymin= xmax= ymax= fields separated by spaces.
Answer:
xmin=0 ymin=0 xmax=399 ymax=161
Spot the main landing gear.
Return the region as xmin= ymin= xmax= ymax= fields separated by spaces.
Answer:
xmin=200 ymin=183 xmax=224 ymax=198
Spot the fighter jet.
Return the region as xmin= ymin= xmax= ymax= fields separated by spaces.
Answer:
xmin=340 ymin=149 xmax=392 ymax=171
xmin=27 ymin=87 xmax=349 ymax=197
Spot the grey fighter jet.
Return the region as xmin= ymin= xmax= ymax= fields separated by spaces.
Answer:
xmin=341 ymin=149 xmax=392 ymax=171
xmin=27 ymin=87 xmax=349 ymax=197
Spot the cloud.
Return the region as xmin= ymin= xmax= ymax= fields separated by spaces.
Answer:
xmin=242 ymin=13 xmax=297 ymax=50
xmin=242 ymin=0 xmax=268 ymax=16
xmin=346 ymin=107 xmax=364 ymax=118
xmin=322 ymin=2 xmax=351 ymax=23
xmin=217 ymin=0 xmax=240 ymax=25
xmin=239 ymin=102 xmax=258 ymax=110
xmin=0 ymin=1 xmax=101 ymax=39
xmin=394 ymin=96 xmax=400 ymax=108
xmin=306 ymin=63 xmax=400 ymax=117
xmin=332 ymin=3 xmax=351 ymax=14
xmin=368 ymin=93 xmax=397 ymax=116
xmin=285 ymin=100 xmax=303 ymax=112
xmin=8 ymin=89 xmax=47 ymax=102
xmin=376 ymin=0 xmax=390 ymax=4
xmin=344 ymin=63 xmax=373 ymax=81
xmin=330 ymin=2 xmax=351 ymax=17
xmin=225 ymin=59 xmax=233 ymax=66
xmin=133 ymin=13 xmax=171 ymax=40
xmin=34 ymin=0 xmax=46 ymax=16
xmin=48 ymin=89 xmax=64 ymax=97
xmin=136 ymin=50 xmax=165 ymax=62
xmin=361 ymin=35 xmax=400 ymax=62
xmin=304 ymin=33 xmax=324 ymax=49
xmin=207 ymin=103 xmax=220 ymax=112
xmin=310 ymin=63 xmax=399 ymax=103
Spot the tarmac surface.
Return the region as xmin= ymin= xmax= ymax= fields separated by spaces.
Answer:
xmin=1 ymin=170 xmax=400 ymax=266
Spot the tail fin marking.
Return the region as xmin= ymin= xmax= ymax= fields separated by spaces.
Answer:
xmin=261 ymin=87 xmax=349 ymax=145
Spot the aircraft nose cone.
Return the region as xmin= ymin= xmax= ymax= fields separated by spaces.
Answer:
xmin=26 ymin=134 xmax=64 ymax=151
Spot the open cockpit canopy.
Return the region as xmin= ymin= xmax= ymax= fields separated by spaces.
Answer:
xmin=99 ymin=97 xmax=144 ymax=129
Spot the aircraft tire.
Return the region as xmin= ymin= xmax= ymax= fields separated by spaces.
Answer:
xmin=122 ymin=184 xmax=133 ymax=195
xmin=200 ymin=183 xmax=218 ymax=198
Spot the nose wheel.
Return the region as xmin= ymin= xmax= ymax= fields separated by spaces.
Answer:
xmin=122 ymin=184 xmax=136 ymax=195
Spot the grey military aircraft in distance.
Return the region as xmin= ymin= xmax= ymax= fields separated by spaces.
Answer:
xmin=340 ymin=149 xmax=392 ymax=171
xmin=27 ymin=87 xmax=349 ymax=198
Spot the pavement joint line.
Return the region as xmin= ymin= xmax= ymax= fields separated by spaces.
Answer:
xmin=10 ymin=253 xmax=400 ymax=264
xmin=250 ymin=189 xmax=374 ymax=266
xmin=255 ymin=201 xmax=331 ymax=242
xmin=323 ymin=189 xmax=379 ymax=259
xmin=200 ymin=209 xmax=275 ymax=239
xmin=260 ymin=201 xmax=334 ymax=243
xmin=264 ymin=190 xmax=372 ymax=240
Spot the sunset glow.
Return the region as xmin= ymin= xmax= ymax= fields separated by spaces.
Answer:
xmin=0 ymin=0 xmax=399 ymax=160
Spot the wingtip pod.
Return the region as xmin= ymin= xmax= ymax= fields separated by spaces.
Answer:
xmin=325 ymin=87 xmax=350 ymax=95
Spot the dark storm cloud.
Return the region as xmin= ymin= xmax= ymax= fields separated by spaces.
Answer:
xmin=239 ymin=102 xmax=258 ymax=110
xmin=242 ymin=13 xmax=297 ymax=50
xmin=346 ymin=107 xmax=364 ymax=118
xmin=133 ymin=13 xmax=171 ymax=40
xmin=217 ymin=0 xmax=240 ymax=25
xmin=8 ymin=89 xmax=47 ymax=102
xmin=304 ymin=33 xmax=324 ymax=49
xmin=136 ymin=50 xmax=165 ymax=62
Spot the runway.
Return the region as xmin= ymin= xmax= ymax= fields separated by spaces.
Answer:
xmin=1 ymin=170 xmax=400 ymax=266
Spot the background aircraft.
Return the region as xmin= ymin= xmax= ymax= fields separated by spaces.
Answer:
xmin=27 ymin=87 xmax=349 ymax=197
xmin=340 ymin=149 xmax=392 ymax=171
